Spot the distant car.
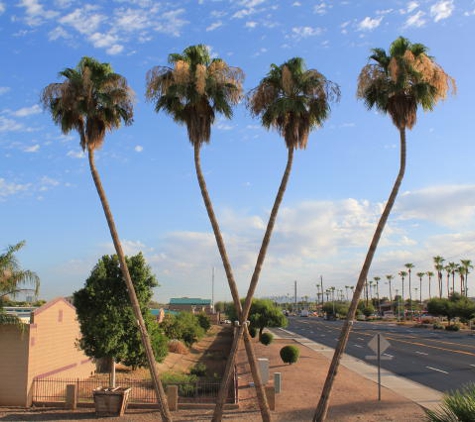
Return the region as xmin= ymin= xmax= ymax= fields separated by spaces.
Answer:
xmin=299 ymin=310 xmax=309 ymax=317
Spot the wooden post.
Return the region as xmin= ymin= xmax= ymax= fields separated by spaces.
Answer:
xmin=65 ymin=384 xmax=77 ymax=410
xmin=167 ymin=385 xmax=178 ymax=411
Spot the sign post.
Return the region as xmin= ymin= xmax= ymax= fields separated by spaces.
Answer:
xmin=366 ymin=333 xmax=392 ymax=401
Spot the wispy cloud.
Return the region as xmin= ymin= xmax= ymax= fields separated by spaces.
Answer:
xmin=0 ymin=86 xmax=10 ymax=95
xmin=358 ymin=16 xmax=383 ymax=31
xmin=207 ymin=21 xmax=223 ymax=31
xmin=0 ymin=2 xmax=5 ymax=15
xmin=0 ymin=116 xmax=23 ymax=132
xmin=19 ymin=0 xmax=59 ymax=26
xmin=0 ymin=178 xmax=31 ymax=199
xmin=430 ymin=0 xmax=454 ymax=22
xmin=24 ymin=144 xmax=40 ymax=153
xmin=12 ymin=104 xmax=42 ymax=117
xmin=291 ymin=26 xmax=324 ymax=39
xmin=405 ymin=10 xmax=426 ymax=27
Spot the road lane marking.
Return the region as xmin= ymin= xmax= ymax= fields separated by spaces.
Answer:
xmin=426 ymin=366 xmax=449 ymax=374
xmin=354 ymin=344 xmax=363 ymax=348
xmin=357 ymin=337 xmax=365 ymax=341
xmin=416 ymin=351 xmax=429 ymax=356
xmin=383 ymin=353 xmax=394 ymax=358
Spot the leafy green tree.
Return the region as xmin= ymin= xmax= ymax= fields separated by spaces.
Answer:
xmin=73 ymin=253 xmax=168 ymax=373
xmin=42 ymin=57 xmax=171 ymax=420
xmin=227 ymin=298 xmax=288 ymax=339
xmin=427 ymin=294 xmax=475 ymax=325
xmin=315 ymin=37 xmax=455 ymax=421
xmin=196 ymin=312 xmax=211 ymax=332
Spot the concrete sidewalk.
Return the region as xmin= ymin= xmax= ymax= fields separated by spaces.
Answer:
xmin=272 ymin=327 xmax=443 ymax=412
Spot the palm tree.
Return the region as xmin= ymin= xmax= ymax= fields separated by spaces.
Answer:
xmin=433 ymin=256 xmax=445 ymax=298
xmin=399 ymin=270 xmax=408 ymax=319
xmin=314 ymin=36 xmax=455 ymax=421
xmin=460 ymin=259 xmax=473 ymax=296
xmin=232 ymin=56 xmax=338 ymax=421
xmin=456 ymin=265 xmax=467 ymax=297
xmin=405 ymin=263 xmax=415 ymax=309
xmin=426 ymin=271 xmax=434 ymax=299
xmin=0 ymin=241 xmax=40 ymax=301
xmin=144 ymin=45 xmax=268 ymax=421
xmin=446 ymin=262 xmax=458 ymax=297
xmin=416 ymin=272 xmax=425 ymax=303
xmin=42 ymin=57 xmax=172 ymax=422
xmin=385 ymin=274 xmax=394 ymax=302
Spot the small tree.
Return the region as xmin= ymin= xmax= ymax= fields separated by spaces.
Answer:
xmin=227 ymin=298 xmax=287 ymax=339
xmin=73 ymin=253 xmax=168 ymax=380
xmin=161 ymin=312 xmax=205 ymax=346
xmin=280 ymin=345 xmax=300 ymax=365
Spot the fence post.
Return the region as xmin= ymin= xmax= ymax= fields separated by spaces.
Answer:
xmin=265 ymin=386 xmax=276 ymax=410
xmin=65 ymin=384 xmax=77 ymax=410
xmin=167 ymin=385 xmax=178 ymax=411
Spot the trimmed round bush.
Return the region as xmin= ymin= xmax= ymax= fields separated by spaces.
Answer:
xmin=445 ymin=323 xmax=461 ymax=331
xmin=280 ymin=345 xmax=300 ymax=365
xmin=249 ymin=326 xmax=257 ymax=338
xmin=260 ymin=332 xmax=274 ymax=346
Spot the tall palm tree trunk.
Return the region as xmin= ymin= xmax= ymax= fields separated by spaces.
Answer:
xmin=193 ymin=144 xmax=271 ymax=422
xmin=313 ymin=128 xmax=407 ymax=422
xmin=87 ymin=148 xmax=172 ymax=422
xmin=213 ymin=147 xmax=294 ymax=421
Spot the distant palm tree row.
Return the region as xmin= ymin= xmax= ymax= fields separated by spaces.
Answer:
xmin=365 ymin=257 xmax=473 ymax=304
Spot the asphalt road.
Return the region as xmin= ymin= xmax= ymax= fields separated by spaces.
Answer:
xmin=280 ymin=316 xmax=475 ymax=393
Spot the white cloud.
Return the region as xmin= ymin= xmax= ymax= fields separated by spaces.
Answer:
xmin=0 ymin=2 xmax=5 ymax=15
xmin=48 ymin=26 xmax=70 ymax=40
xmin=24 ymin=144 xmax=40 ymax=153
xmin=0 ymin=86 xmax=10 ymax=95
xmin=430 ymin=0 xmax=454 ymax=22
xmin=396 ymin=185 xmax=475 ymax=228
xmin=19 ymin=0 xmax=59 ymax=26
xmin=357 ymin=16 xmax=383 ymax=31
xmin=67 ymin=149 xmax=85 ymax=159
xmin=314 ymin=2 xmax=327 ymax=15
xmin=405 ymin=10 xmax=426 ymax=27
xmin=135 ymin=145 xmax=143 ymax=152
xmin=59 ymin=6 xmax=105 ymax=35
xmin=0 ymin=178 xmax=31 ymax=199
xmin=291 ymin=26 xmax=324 ymax=39
xmin=153 ymin=9 xmax=187 ymax=37
xmin=114 ymin=7 xmax=150 ymax=32
xmin=12 ymin=104 xmax=42 ymax=117
xmin=405 ymin=1 xmax=419 ymax=13
xmin=245 ymin=21 xmax=257 ymax=28
xmin=0 ymin=116 xmax=23 ymax=132
xmin=207 ymin=21 xmax=223 ymax=31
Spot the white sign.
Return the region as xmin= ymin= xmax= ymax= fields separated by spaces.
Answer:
xmin=368 ymin=334 xmax=390 ymax=355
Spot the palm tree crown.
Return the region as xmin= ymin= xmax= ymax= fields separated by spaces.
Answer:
xmin=247 ymin=57 xmax=340 ymax=150
xmin=357 ymin=36 xmax=455 ymax=130
xmin=1 ymin=241 xmax=40 ymax=301
xmin=145 ymin=44 xmax=244 ymax=146
xmin=41 ymin=56 xmax=134 ymax=151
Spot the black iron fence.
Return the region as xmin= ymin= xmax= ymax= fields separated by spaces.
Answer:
xmin=32 ymin=374 xmax=237 ymax=406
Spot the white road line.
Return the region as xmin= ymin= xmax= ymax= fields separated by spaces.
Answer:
xmin=426 ymin=366 xmax=449 ymax=375
xmin=470 ymin=364 xmax=475 ymax=369
xmin=357 ymin=337 xmax=364 ymax=341
xmin=383 ymin=353 xmax=394 ymax=358
xmin=354 ymin=344 xmax=363 ymax=348
xmin=416 ymin=351 xmax=429 ymax=356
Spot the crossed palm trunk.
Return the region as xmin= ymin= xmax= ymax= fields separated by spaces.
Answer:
xmin=313 ymin=128 xmax=406 ymax=421
xmin=87 ymin=147 xmax=173 ymax=422
xmin=210 ymin=147 xmax=295 ymax=422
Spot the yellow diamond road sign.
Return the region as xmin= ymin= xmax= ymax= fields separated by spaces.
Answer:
xmin=368 ymin=334 xmax=390 ymax=355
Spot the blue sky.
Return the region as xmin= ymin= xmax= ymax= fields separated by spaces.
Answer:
xmin=1 ymin=0 xmax=474 ymax=305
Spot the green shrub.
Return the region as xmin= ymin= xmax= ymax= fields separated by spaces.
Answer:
xmin=445 ymin=323 xmax=461 ymax=331
xmin=425 ymin=382 xmax=475 ymax=422
xmin=280 ymin=345 xmax=300 ymax=365
xmin=196 ymin=313 xmax=211 ymax=332
xmin=260 ymin=332 xmax=274 ymax=346
xmin=249 ymin=326 xmax=257 ymax=338
xmin=189 ymin=362 xmax=207 ymax=377
xmin=433 ymin=322 xmax=445 ymax=330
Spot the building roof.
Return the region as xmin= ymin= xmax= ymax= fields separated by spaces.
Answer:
xmin=169 ymin=297 xmax=211 ymax=306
